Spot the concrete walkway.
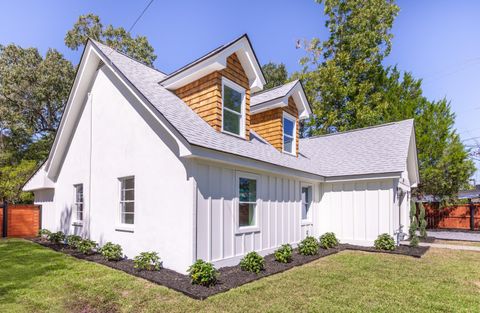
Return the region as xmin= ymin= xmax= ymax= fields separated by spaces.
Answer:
xmin=418 ymin=242 xmax=480 ymax=252
xmin=427 ymin=230 xmax=480 ymax=242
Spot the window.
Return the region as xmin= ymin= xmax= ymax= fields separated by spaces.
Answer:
xmin=119 ymin=177 xmax=135 ymax=225
xmin=222 ymin=77 xmax=245 ymax=137
xmin=238 ymin=176 xmax=257 ymax=228
xmin=283 ymin=112 xmax=296 ymax=154
xmin=74 ymin=184 xmax=83 ymax=221
xmin=301 ymin=185 xmax=312 ymax=221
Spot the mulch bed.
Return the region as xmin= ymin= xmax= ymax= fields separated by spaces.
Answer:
xmin=30 ymin=238 xmax=429 ymax=300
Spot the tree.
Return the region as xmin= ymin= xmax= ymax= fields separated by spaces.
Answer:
xmin=261 ymin=62 xmax=288 ymax=90
xmin=409 ymin=201 xmax=419 ymax=247
xmin=0 ymin=160 xmax=37 ymax=203
xmin=418 ymin=202 xmax=427 ymax=238
xmin=65 ymin=13 xmax=157 ymax=66
xmin=295 ymin=0 xmax=476 ymax=198
xmin=295 ymin=0 xmax=399 ymax=134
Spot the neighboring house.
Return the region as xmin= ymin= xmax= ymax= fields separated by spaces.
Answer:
xmin=23 ymin=34 xmax=419 ymax=273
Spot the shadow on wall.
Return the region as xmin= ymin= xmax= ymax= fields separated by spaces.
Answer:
xmin=59 ymin=205 xmax=72 ymax=235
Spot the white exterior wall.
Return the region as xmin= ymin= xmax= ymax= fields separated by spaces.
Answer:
xmin=37 ymin=66 xmax=194 ymax=273
xmin=34 ymin=189 xmax=55 ymax=230
xmin=318 ymin=179 xmax=397 ymax=246
xmin=193 ymin=161 xmax=320 ymax=267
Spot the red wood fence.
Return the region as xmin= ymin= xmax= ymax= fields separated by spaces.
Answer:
xmin=425 ymin=203 xmax=480 ymax=230
xmin=0 ymin=204 xmax=40 ymax=238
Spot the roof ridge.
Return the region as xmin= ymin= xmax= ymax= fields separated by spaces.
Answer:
xmin=251 ymin=79 xmax=298 ymax=97
xmin=301 ymin=119 xmax=413 ymax=140
xmin=89 ymin=38 xmax=168 ymax=76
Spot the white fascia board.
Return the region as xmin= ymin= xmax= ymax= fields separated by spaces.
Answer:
xmin=186 ymin=145 xmax=324 ymax=182
xmin=23 ymin=165 xmax=55 ymax=192
xmin=162 ymin=37 xmax=265 ymax=92
xmin=288 ymin=84 xmax=311 ymax=120
xmin=250 ymin=98 xmax=288 ymax=114
xmin=324 ymin=172 xmax=402 ymax=183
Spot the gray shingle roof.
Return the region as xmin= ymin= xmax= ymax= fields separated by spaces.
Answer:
xmin=92 ymin=40 xmax=414 ymax=178
xmin=251 ymin=80 xmax=299 ymax=106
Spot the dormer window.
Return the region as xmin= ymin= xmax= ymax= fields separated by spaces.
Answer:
xmin=222 ymin=77 xmax=245 ymax=137
xmin=282 ymin=112 xmax=296 ymax=154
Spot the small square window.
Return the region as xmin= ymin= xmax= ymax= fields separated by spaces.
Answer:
xmin=74 ymin=184 xmax=83 ymax=221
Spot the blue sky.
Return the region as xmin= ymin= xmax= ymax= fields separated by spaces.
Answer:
xmin=1 ymin=0 xmax=479 ymax=181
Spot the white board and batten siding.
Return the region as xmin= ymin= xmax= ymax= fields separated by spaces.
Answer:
xmin=193 ymin=161 xmax=318 ymax=267
xmin=318 ymin=179 xmax=396 ymax=246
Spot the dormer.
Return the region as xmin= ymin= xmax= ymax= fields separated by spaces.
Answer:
xmin=159 ymin=35 xmax=265 ymax=140
xmin=250 ymin=80 xmax=312 ymax=156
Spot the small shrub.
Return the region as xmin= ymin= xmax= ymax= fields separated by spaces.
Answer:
xmin=66 ymin=235 xmax=82 ymax=248
xmin=319 ymin=232 xmax=339 ymax=249
xmin=38 ymin=229 xmax=51 ymax=240
xmin=274 ymin=244 xmax=293 ymax=263
xmin=99 ymin=242 xmax=123 ymax=261
xmin=374 ymin=233 xmax=396 ymax=251
xmin=48 ymin=231 xmax=65 ymax=244
xmin=298 ymin=236 xmax=319 ymax=255
xmin=410 ymin=235 xmax=420 ymax=247
xmin=188 ymin=259 xmax=218 ymax=286
xmin=240 ymin=251 xmax=265 ymax=273
xmin=134 ymin=252 xmax=162 ymax=271
xmin=77 ymin=239 xmax=97 ymax=254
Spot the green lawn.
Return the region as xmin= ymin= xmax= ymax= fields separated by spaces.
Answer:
xmin=1 ymin=239 xmax=480 ymax=313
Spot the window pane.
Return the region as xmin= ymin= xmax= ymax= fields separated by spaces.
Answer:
xmin=122 ymin=213 xmax=134 ymax=224
xmin=283 ymin=117 xmax=294 ymax=136
xmin=122 ymin=202 xmax=135 ymax=213
xmin=284 ymin=135 xmax=293 ymax=153
xmin=302 ymin=204 xmax=309 ymax=220
xmin=223 ymin=109 xmax=240 ymax=135
xmin=77 ymin=208 xmax=83 ymax=221
xmin=239 ymin=178 xmax=256 ymax=202
xmin=301 ymin=186 xmax=312 ymax=220
xmin=224 ymin=85 xmax=242 ymax=113
xmin=123 ymin=178 xmax=134 ymax=190
xmin=124 ymin=190 xmax=134 ymax=201
xmin=239 ymin=203 xmax=255 ymax=227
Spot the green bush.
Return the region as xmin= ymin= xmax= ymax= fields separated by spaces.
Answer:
xmin=188 ymin=259 xmax=218 ymax=286
xmin=66 ymin=235 xmax=82 ymax=248
xmin=48 ymin=231 xmax=65 ymax=244
xmin=319 ymin=232 xmax=339 ymax=249
xmin=38 ymin=229 xmax=51 ymax=240
xmin=240 ymin=251 xmax=265 ymax=273
xmin=410 ymin=235 xmax=420 ymax=247
xmin=374 ymin=233 xmax=396 ymax=251
xmin=298 ymin=236 xmax=319 ymax=255
xmin=99 ymin=242 xmax=123 ymax=261
xmin=134 ymin=252 xmax=162 ymax=271
xmin=77 ymin=239 xmax=97 ymax=254
xmin=274 ymin=244 xmax=293 ymax=263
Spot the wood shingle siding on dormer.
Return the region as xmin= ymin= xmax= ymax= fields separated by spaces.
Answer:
xmin=251 ymin=96 xmax=299 ymax=155
xmin=174 ymin=53 xmax=251 ymax=138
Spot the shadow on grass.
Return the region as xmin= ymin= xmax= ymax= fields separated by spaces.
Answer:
xmin=0 ymin=239 xmax=69 ymax=304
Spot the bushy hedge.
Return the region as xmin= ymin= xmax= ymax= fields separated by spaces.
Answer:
xmin=298 ymin=236 xmax=319 ymax=255
xmin=374 ymin=233 xmax=396 ymax=251
xmin=274 ymin=244 xmax=293 ymax=263
xmin=48 ymin=231 xmax=65 ymax=244
xmin=99 ymin=242 xmax=123 ymax=261
xmin=188 ymin=259 xmax=217 ymax=286
xmin=319 ymin=232 xmax=339 ymax=249
xmin=240 ymin=251 xmax=265 ymax=273
xmin=134 ymin=252 xmax=162 ymax=271
xmin=77 ymin=239 xmax=97 ymax=254
xmin=66 ymin=235 xmax=82 ymax=248
xmin=38 ymin=229 xmax=51 ymax=240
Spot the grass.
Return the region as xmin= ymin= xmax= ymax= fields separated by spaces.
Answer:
xmin=433 ymin=239 xmax=480 ymax=247
xmin=1 ymin=239 xmax=480 ymax=313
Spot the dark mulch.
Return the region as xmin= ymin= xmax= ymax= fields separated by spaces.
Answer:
xmin=30 ymin=239 xmax=428 ymax=300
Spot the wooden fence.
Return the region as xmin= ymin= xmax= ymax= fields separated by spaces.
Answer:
xmin=0 ymin=203 xmax=40 ymax=238
xmin=425 ymin=203 xmax=480 ymax=230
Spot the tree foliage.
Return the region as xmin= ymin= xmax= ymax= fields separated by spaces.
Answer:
xmin=65 ymin=13 xmax=157 ymax=66
xmin=295 ymin=0 xmax=475 ymax=198
xmin=261 ymin=62 xmax=289 ymax=90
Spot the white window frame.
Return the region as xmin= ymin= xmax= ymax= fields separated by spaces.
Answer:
xmin=282 ymin=111 xmax=297 ymax=155
xmin=221 ymin=77 xmax=246 ymax=138
xmin=301 ymin=183 xmax=313 ymax=225
xmin=117 ymin=176 xmax=135 ymax=232
xmin=73 ymin=184 xmax=84 ymax=224
xmin=235 ymin=171 xmax=260 ymax=234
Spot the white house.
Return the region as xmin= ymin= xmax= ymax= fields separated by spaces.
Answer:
xmin=24 ymin=34 xmax=419 ymax=273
